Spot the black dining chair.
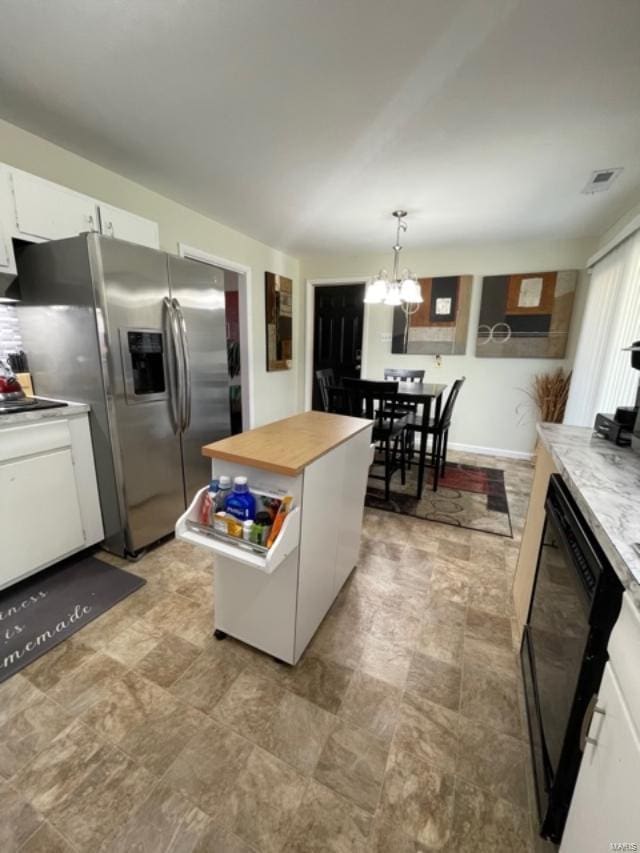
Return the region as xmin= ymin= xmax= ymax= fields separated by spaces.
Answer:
xmin=405 ymin=376 xmax=466 ymax=491
xmin=383 ymin=368 xmax=425 ymax=383
xmin=315 ymin=368 xmax=336 ymax=413
xmin=343 ymin=378 xmax=407 ymax=501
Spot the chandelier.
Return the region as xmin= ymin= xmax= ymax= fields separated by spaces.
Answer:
xmin=364 ymin=210 xmax=423 ymax=314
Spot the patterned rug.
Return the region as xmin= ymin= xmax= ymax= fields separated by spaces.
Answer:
xmin=366 ymin=461 xmax=513 ymax=538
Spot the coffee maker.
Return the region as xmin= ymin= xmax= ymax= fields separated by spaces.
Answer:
xmin=594 ymin=342 xmax=640 ymax=448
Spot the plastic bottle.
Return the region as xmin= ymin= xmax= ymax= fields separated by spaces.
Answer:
xmin=215 ymin=476 xmax=232 ymax=512
xmin=224 ymin=476 xmax=257 ymax=521
xmin=242 ymin=520 xmax=253 ymax=541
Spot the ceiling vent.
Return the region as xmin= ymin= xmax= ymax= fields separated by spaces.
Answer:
xmin=582 ymin=167 xmax=623 ymax=194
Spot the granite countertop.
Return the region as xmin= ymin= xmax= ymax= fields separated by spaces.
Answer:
xmin=538 ymin=423 xmax=640 ymax=607
xmin=0 ymin=399 xmax=90 ymax=426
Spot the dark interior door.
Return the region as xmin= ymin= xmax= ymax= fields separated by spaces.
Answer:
xmin=312 ymin=283 xmax=364 ymax=410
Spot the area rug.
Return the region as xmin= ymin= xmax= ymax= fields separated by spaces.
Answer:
xmin=366 ymin=461 xmax=513 ymax=538
xmin=0 ymin=555 xmax=145 ymax=683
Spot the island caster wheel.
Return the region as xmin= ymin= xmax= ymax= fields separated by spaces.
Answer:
xmin=213 ymin=629 xmax=228 ymax=641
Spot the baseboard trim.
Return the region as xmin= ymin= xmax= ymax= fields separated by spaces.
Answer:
xmin=448 ymin=441 xmax=533 ymax=461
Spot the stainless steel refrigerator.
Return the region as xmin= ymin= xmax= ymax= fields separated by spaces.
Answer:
xmin=17 ymin=234 xmax=230 ymax=556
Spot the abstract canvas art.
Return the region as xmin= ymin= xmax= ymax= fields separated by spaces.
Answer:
xmin=391 ymin=275 xmax=472 ymax=355
xmin=476 ymin=270 xmax=577 ymax=358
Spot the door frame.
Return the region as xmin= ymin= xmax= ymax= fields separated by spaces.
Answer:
xmin=178 ymin=243 xmax=254 ymax=429
xmin=305 ymin=277 xmax=370 ymax=411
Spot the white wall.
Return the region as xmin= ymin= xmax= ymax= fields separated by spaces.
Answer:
xmin=301 ymin=238 xmax=595 ymax=456
xmin=0 ymin=119 xmax=301 ymax=427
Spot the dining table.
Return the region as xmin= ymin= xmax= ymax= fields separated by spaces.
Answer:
xmin=391 ymin=380 xmax=448 ymax=498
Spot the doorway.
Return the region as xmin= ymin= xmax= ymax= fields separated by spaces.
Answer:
xmin=312 ymin=283 xmax=365 ymax=411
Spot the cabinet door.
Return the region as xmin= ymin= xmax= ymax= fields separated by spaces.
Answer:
xmin=0 ymin=219 xmax=11 ymax=270
xmin=335 ymin=428 xmax=372 ymax=593
xmin=10 ymin=170 xmax=98 ymax=241
xmin=0 ymin=447 xmax=85 ymax=589
xmin=560 ymin=665 xmax=640 ymax=852
xmin=98 ymin=203 xmax=160 ymax=249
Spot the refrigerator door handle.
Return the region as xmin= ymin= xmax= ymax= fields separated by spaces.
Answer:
xmin=163 ymin=296 xmax=184 ymax=434
xmin=172 ymin=297 xmax=192 ymax=431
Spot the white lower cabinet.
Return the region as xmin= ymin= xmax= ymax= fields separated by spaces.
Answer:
xmin=0 ymin=413 xmax=104 ymax=590
xmin=98 ymin=203 xmax=160 ymax=249
xmin=561 ymin=595 xmax=640 ymax=852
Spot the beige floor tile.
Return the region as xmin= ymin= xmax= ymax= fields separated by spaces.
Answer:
xmin=417 ymin=602 xmax=465 ymax=666
xmin=308 ymin=613 xmax=369 ymax=670
xmin=437 ymin=538 xmax=472 ymax=562
xmin=0 ymin=779 xmax=44 ymax=853
xmin=13 ymin=720 xmax=105 ymax=814
xmin=101 ymin=781 xmax=209 ymax=853
xmin=393 ymin=546 xmax=433 ymax=594
xmin=89 ymin=618 xmax=164 ymax=667
xmin=359 ymin=634 xmax=412 ymax=689
xmin=191 ymin=817 xmax=256 ymax=853
xmin=20 ymin=637 xmax=97 ymax=693
xmin=457 ymin=717 xmax=529 ymax=810
xmin=391 ymin=700 xmax=460 ymax=775
xmin=213 ymin=670 xmax=284 ymax=743
xmin=368 ymin=607 xmax=422 ymax=649
xmin=0 ymin=691 xmax=72 ymax=780
xmin=378 ymin=748 xmax=455 ymax=849
xmin=449 ymin=779 xmax=532 ymax=853
xmin=284 ymin=779 xmax=373 ymax=852
xmin=142 ymin=591 xmax=211 ymax=640
xmin=359 ymin=537 xmax=406 ymax=563
xmin=460 ymin=660 xmax=523 ymax=739
xmin=162 ymin=719 xmax=252 ymax=818
xmin=338 ymin=670 xmax=402 ymax=743
xmin=405 ymin=652 xmax=462 ymax=713
xmin=170 ymin=644 xmax=246 ymax=713
xmin=133 ymin=633 xmax=201 ymax=688
xmin=313 ymin=722 xmax=388 ymax=813
xmin=81 ymin=671 xmax=207 ymax=775
xmin=463 ymin=635 xmax=519 ymax=676
xmin=429 ymin=564 xmax=469 ymax=607
xmin=260 ymin=690 xmax=337 ymax=776
xmin=46 ymin=653 xmax=129 ymax=716
xmin=467 ymin=567 xmax=512 ymax=616
xmin=228 ymin=747 xmax=306 ymax=853
xmin=45 ymin=742 xmax=154 ymax=851
xmin=0 ymin=676 xmax=46 ymax=727
xmin=368 ymin=814 xmax=428 ymax=853
xmin=273 ymin=654 xmax=353 ymax=714
xmin=465 ymin=608 xmax=513 ymax=649
xmin=18 ymin=822 xmax=74 ymax=853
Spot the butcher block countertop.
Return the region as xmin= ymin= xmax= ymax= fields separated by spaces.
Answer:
xmin=202 ymin=411 xmax=373 ymax=476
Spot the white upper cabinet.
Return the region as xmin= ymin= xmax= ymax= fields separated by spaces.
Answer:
xmin=10 ymin=169 xmax=98 ymax=241
xmin=0 ymin=220 xmax=11 ymax=270
xmin=98 ymin=203 xmax=160 ymax=249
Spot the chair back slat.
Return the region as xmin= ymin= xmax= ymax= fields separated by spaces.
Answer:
xmin=315 ymin=368 xmax=335 ymax=412
xmin=438 ymin=376 xmax=466 ymax=430
xmin=384 ymin=368 xmax=425 ymax=383
xmin=343 ymin=378 xmax=401 ymax=430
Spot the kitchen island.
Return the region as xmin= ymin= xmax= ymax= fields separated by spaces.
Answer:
xmin=176 ymin=411 xmax=373 ymax=664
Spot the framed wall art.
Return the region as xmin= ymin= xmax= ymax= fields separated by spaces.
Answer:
xmin=476 ymin=270 xmax=577 ymax=358
xmin=391 ymin=275 xmax=473 ymax=355
xmin=265 ymin=271 xmax=293 ymax=371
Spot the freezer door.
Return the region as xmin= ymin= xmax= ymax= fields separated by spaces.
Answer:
xmin=97 ymin=237 xmax=184 ymax=553
xmin=168 ymin=255 xmax=231 ymax=501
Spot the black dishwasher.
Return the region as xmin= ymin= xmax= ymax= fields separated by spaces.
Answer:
xmin=521 ymin=474 xmax=622 ymax=844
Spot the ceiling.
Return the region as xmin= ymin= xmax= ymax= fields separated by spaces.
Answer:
xmin=0 ymin=0 xmax=639 ymax=256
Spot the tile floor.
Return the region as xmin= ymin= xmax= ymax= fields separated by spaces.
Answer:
xmin=1 ymin=452 xmax=551 ymax=853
